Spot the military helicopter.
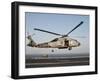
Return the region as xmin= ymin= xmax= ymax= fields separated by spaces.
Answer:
xmin=27 ymin=21 xmax=84 ymax=52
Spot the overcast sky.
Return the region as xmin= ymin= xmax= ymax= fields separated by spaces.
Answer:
xmin=25 ymin=12 xmax=89 ymax=55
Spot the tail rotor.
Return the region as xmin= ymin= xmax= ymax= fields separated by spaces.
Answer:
xmin=26 ymin=32 xmax=36 ymax=47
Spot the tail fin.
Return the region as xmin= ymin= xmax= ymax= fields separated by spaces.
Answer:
xmin=27 ymin=35 xmax=36 ymax=47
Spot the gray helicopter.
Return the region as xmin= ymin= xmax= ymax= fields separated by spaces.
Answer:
xmin=27 ymin=21 xmax=84 ymax=51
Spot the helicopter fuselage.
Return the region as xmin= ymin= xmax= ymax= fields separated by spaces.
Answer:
xmin=31 ymin=37 xmax=80 ymax=50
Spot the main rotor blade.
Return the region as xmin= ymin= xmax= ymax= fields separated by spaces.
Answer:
xmin=62 ymin=21 xmax=84 ymax=37
xmin=34 ymin=28 xmax=62 ymax=36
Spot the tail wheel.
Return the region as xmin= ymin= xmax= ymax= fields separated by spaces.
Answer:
xmin=52 ymin=49 xmax=54 ymax=52
xmin=68 ymin=47 xmax=72 ymax=50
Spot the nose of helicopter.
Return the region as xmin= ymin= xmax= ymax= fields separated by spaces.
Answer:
xmin=78 ymin=42 xmax=80 ymax=46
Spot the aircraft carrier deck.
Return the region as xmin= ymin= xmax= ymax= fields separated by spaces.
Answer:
xmin=25 ymin=54 xmax=89 ymax=68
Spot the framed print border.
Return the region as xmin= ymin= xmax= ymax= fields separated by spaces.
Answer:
xmin=11 ymin=1 xmax=98 ymax=79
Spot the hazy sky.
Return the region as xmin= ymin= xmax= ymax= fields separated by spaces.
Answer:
xmin=25 ymin=12 xmax=89 ymax=55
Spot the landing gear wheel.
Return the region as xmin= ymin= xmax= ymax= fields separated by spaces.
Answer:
xmin=68 ymin=47 xmax=72 ymax=50
xmin=52 ymin=49 xmax=54 ymax=52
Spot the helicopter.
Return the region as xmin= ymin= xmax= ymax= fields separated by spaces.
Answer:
xmin=27 ymin=21 xmax=84 ymax=52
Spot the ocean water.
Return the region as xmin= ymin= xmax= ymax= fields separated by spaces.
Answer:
xmin=25 ymin=53 xmax=89 ymax=59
